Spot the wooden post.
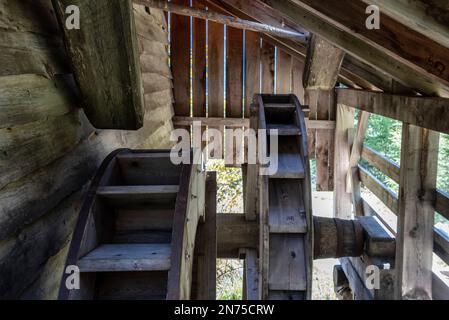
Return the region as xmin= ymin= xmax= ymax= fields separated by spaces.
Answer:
xmin=303 ymin=35 xmax=345 ymax=191
xmin=347 ymin=111 xmax=370 ymax=216
xmin=193 ymin=172 xmax=217 ymax=299
xmin=395 ymin=125 xmax=439 ymax=300
xmin=333 ymin=104 xmax=355 ymax=219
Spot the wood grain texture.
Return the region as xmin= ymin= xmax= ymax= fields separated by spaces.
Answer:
xmin=170 ymin=0 xmax=191 ymax=119
xmin=261 ymin=40 xmax=275 ymax=94
xmin=267 ymin=0 xmax=449 ymax=97
xmin=395 ymin=126 xmax=439 ymax=300
xmin=244 ymin=31 xmax=261 ymax=117
xmin=52 ymin=0 xmax=145 ymax=129
xmin=338 ymin=88 xmax=449 ymax=134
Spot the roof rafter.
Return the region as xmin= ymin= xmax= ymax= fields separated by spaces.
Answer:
xmin=262 ymin=0 xmax=449 ymax=97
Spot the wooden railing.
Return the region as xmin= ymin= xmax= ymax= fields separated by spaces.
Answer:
xmin=358 ymin=143 xmax=449 ymax=261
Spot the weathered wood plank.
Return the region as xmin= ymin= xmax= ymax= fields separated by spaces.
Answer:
xmin=337 ymin=88 xmax=449 ymax=134
xmin=0 ymin=74 xmax=77 ymax=129
xmin=361 ymin=0 xmax=449 ymax=52
xmin=395 ymin=125 xmax=439 ymax=300
xmin=78 ymin=244 xmax=171 ymax=272
xmin=275 ymin=49 xmax=291 ymax=94
xmin=268 ymin=179 xmax=306 ymax=233
xmin=359 ymin=165 xmax=399 ymax=215
xmin=261 ymin=40 xmax=275 ymax=94
xmin=170 ymin=0 xmax=191 ymax=121
xmin=242 ymin=249 xmax=259 ymax=300
xmin=268 ymin=234 xmax=307 ymax=291
xmin=333 ymin=105 xmax=355 ymax=218
xmin=291 ymin=58 xmax=305 ymax=104
xmin=0 ymin=110 xmax=92 ymax=189
xmin=192 ymin=0 xmax=207 ymax=120
xmin=436 ymin=189 xmax=449 ymax=221
xmin=217 ymin=214 xmax=259 ymax=258
xmin=53 ymin=0 xmax=145 ymax=129
xmin=0 ymin=190 xmax=80 ymax=298
xmin=0 ymin=30 xmax=69 ymax=77
xmin=193 ymin=172 xmax=217 ymax=299
xmin=293 ymin=0 xmax=449 ymax=87
xmin=266 ymin=0 xmax=449 ymax=97
xmin=227 ymin=27 xmax=244 ymax=118
xmin=361 ymin=145 xmax=400 ymax=184
xmin=245 ymin=31 xmax=261 ymax=117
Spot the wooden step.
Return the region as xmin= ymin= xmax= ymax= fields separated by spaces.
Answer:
xmin=271 ymin=139 xmax=305 ymax=179
xmin=268 ymin=234 xmax=307 ymax=291
xmin=116 ymin=153 xmax=182 ymax=185
xmin=97 ymin=185 xmax=179 ymax=207
xmin=78 ymin=244 xmax=171 ymax=272
xmin=267 ymin=124 xmax=301 ymax=136
xmin=268 ymin=180 xmax=307 ymax=233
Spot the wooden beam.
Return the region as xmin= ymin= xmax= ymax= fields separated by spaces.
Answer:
xmin=395 ymin=125 xmax=439 ymax=300
xmin=361 ymin=145 xmax=400 ymax=184
xmin=303 ymin=35 xmax=344 ymax=90
xmin=361 ymin=0 xmax=449 ymax=50
xmin=216 ymin=214 xmax=259 ymax=258
xmin=333 ymin=105 xmax=355 ymax=219
xmin=359 ymin=165 xmax=399 ymax=215
xmin=337 ymin=88 xmax=449 ymax=135
xmin=52 ymin=0 xmax=145 ymax=129
xmin=347 ymin=112 xmax=370 ymax=216
xmin=302 ymin=36 xmax=344 ymax=191
xmin=135 ymin=0 xmax=306 ymax=41
xmin=288 ymin=0 xmax=449 ymax=88
xmin=264 ymin=0 xmax=449 ymax=96
xmin=172 ymin=116 xmax=334 ymax=130
xmin=218 ymin=0 xmax=413 ymax=93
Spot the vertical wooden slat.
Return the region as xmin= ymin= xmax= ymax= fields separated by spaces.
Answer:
xmin=226 ymin=27 xmax=244 ymax=165
xmin=261 ymin=40 xmax=275 ymax=94
xmin=192 ymin=0 xmax=206 ymax=119
xmin=291 ymin=58 xmax=305 ymax=104
xmin=245 ymin=31 xmax=261 ymax=117
xmin=170 ymin=0 xmax=191 ymax=123
xmin=192 ymin=0 xmax=207 ymax=151
xmin=395 ymin=125 xmax=439 ymax=300
xmin=207 ymin=21 xmax=224 ymax=160
xmin=276 ymin=49 xmax=292 ymax=94
xmin=226 ymin=27 xmax=243 ymax=118
xmin=208 ymin=22 xmax=225 ymax=119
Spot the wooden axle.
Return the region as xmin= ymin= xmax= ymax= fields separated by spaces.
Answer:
xmin=313 ymin=217 xmax=364 ymax=259
xmin=134 ymin=0 xmax=307 ymax=42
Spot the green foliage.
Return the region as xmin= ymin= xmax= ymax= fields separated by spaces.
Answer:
xmin=216 ymin=259 xmax=243 ymax=300
xmin=206 ymin=160 xmax=243 ymax=213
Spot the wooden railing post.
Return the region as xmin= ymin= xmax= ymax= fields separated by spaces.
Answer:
xmin=395 ymin=125 xmax=439 ymax=300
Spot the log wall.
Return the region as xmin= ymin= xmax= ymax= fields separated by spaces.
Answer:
xmin=0 ymin=0 xmax=175 ymax=299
